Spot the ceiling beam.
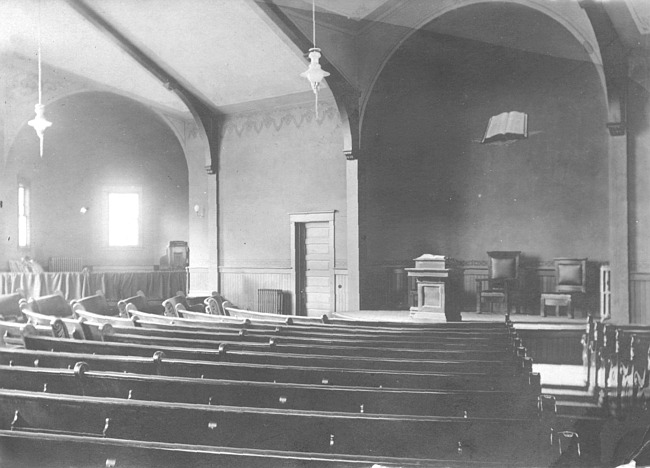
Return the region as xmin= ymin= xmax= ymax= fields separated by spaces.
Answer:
xmin=64 ymin=0 xmax=222 ymax=173
xmin=580 ymin=0 xmax=628 ymax=135
xmin=255 ymin=0 xmax=361 ymax=157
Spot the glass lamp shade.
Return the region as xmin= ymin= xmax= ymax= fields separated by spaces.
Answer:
xmin=28 ymin=103 xmax=52 ymax=157
xmin=301 ymin=48 xmax=330 ymax=93
xmin=28 ymin=103 xmax=52 ymax=137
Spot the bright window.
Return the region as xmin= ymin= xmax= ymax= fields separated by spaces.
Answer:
xmin=107 ymin=191 xmax=140 ymax=247
xmin=18 ymin=181 xmax=30 ymax=248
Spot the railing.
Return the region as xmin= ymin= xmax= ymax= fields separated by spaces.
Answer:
xmin=583 ymin=317 xmax=650 ymax=415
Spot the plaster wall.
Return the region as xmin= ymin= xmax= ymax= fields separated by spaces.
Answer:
xmin=219 ymin=101 xmax=347 ymax=269
xmin=361 ymin=33 xmax=609 ymax=306
xmin=0 ymin=92 xmax=188 ymax=269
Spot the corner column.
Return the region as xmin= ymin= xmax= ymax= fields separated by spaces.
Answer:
xmin=345 ymin=150 xmax=360 ymax=311
xmin=608 ymin=125 xmax=630 ymax=323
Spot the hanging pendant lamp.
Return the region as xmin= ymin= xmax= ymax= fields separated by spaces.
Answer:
xmin=300 ymin=0 xmax=329 ymax=116
xmin=28 ymin=1 xmax=52 ymax=157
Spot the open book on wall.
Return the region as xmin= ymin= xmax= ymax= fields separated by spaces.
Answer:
xmin=482 ymin=111 xmax=528 ymax=144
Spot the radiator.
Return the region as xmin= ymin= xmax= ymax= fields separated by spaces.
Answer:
xmin=600 ymin=265 xmax=611 ymax=321
xmin=49 ymin=257 xmax=84 ymax=272
xmin=258 ymin=289 xmax=284 ymax=314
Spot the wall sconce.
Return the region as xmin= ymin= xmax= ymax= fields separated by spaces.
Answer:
xmin=193 ymin=204 xmax=204 ymax=218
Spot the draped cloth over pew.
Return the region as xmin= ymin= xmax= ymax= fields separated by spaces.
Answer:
xmin=0 ymin=271 xmax=186 ymax=302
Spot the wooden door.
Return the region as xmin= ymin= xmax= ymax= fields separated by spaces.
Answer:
xmin=296 ymin=221 xmax=332 ymax=316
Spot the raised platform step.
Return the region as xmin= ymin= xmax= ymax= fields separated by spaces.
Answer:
xmin=556 ymin=401 xmax=607 ymax=417
xmin=543 ymin=387 xmax=595 ymax=402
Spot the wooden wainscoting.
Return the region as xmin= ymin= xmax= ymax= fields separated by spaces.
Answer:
xmin=335 ymin=270 xmax=348 ymax=312
xmin=515 ymin=328 xmax=586 ymax=365
xmin=219 ymin=267 xmax=349 ymax=313
xmin=186 ymin=267 xmax=212 ymax=296
xmin=220 ymin=268 xmax=292 ymax=312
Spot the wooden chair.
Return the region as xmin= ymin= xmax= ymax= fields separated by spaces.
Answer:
xmin=476 ymin=251 xmax=522 ymax=314
xmin=540 ymin=258 xmax=587 ymax=319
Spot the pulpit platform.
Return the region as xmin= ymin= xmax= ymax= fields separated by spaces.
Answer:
xmin=333 ymin=309 xmax=590 ymax=325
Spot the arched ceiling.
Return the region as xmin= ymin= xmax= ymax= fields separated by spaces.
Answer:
xmin=0 ymin=0 xmax=647 ymax=119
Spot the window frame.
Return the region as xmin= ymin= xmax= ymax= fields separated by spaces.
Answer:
xmin=17 ymin=178 xmax=31 ymax=249
xmin=102 ymin=186 xmax=143 ymax=250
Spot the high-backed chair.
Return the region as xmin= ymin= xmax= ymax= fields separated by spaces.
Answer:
xmin=476 ymin=251 xmax=521 ymax=314
xmin=540 ymin=258 xmax=587 ymax=319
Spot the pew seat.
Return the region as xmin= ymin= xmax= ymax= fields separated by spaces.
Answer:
xmin=0 ymin=389 xmax=555 ymax=464
xmin=0 ymin=347 xmax=541 ymax=392
xmin=22 ymin=335 xmax=529 ymax=374
xmin=0 ymin=429 xmax=508 ymax=468
xmin=79 ymin=321 xmax=517 ymax=351
xmin=0 ymin=364 xmax=541 ymax=418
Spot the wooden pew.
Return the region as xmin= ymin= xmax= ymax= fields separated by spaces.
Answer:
xmin=22 ymin=336 xmax=526 ymax=374
xmin=0 ymin=348 xmax=539 ymax=392
xmin=81 ymin=321 xmax=517 ymax=352
xmin=74 ymin=309 xmax=139 ymax=328
xmin=129 ymin=307 xmax=516 ymax=339
xmin=0 ymin=389 xmax=555 ymax=464
xmin=0 ymin=429 xmax=509 ymax=467
xmin=70 ymin=291 xmax=115 ymax=316
xmin=0 ymin=289 xmax=25 ymax=321
xmin=25 ymin=292 xmax=74 ymax=317
xmin=229 ymin=305 xmax=516 ymax=332
xmin=20 ymin=308 xmax=86 ymax=340
xmin=139 ymin=320 xmax=518 ymax=343
xmin=0 ymin=364 xmax=540 ymax=418
xmin=0 ymin=321 xmax=45 ymax=347
xmin=98 ymin=331 xmax=518 ymax=362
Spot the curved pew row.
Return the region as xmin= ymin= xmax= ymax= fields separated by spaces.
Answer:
xmin=96 ymin=328 xmax=521 ymax=361
xmin=89 ymin=322 xmax=519 ymax=351
xmin=0 ymin=389 xmax=556 ymax=464
xmin=0 ymin=348 xmax=540 ymax=392
xmin=22 ymin=335 xmax=528 ymax=374
xmin=134 ymin=319 xmax=518 ymax=343
xmin=0 ymin=430 xmax=512 ymax=468
xmin=0 ymin=364 xmax=540 ymax=419
xmin=132 ymin=305 xmax=513 ymax=333
xmin=224 ymin=305 xmax=504 ymax=330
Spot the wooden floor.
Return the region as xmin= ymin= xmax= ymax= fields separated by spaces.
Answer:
xmin=334 ymin=309 xmax=590 ymax=325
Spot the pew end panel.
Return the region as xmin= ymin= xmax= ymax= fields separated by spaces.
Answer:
xmin=70 ymin=290 xmax=116 ymax=316
xmin=26 ymin=292 xmax=73 ymax=318
xmin=0 ymin=289 xmax=26 ymax=322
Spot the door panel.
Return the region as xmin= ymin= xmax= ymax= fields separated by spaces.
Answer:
xmin=296 ymin=221 xmax=331 ymax=316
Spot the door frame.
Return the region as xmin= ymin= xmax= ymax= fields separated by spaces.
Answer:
xmin=290 ymin=211 xmax=336 ymax=316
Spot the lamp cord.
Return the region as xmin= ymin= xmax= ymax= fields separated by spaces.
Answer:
xmin=312 ymin=0 xmax=316 ymax=47
xmin=37 ymin=0 xmax=42 ymax=105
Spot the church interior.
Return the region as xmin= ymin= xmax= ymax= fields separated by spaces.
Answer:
xmin=1 ymin=0 xmax=650 ymax=466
